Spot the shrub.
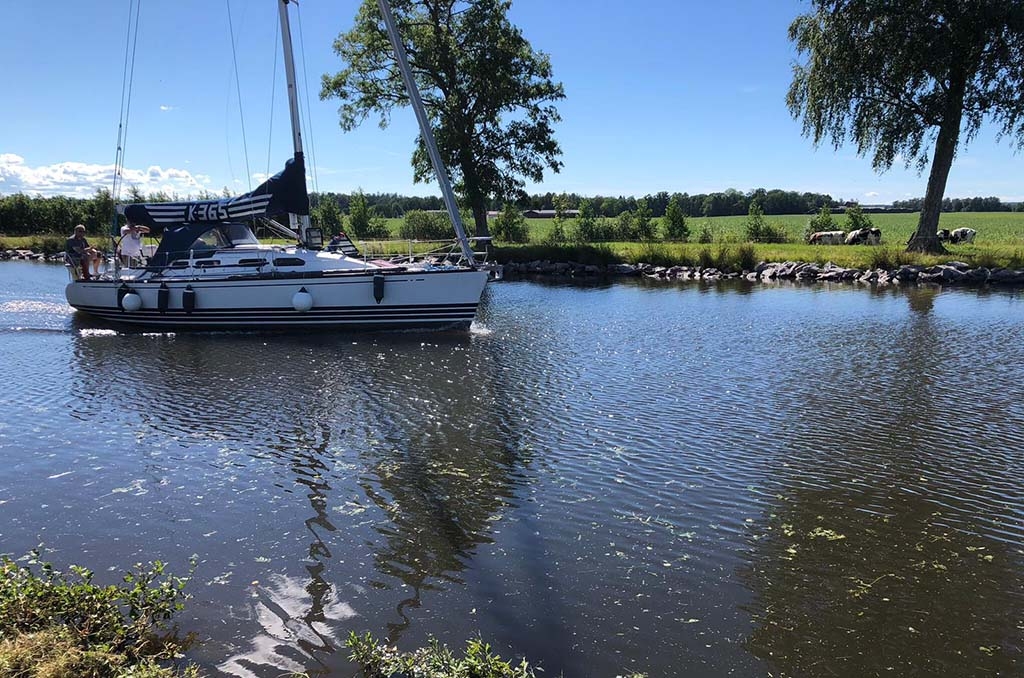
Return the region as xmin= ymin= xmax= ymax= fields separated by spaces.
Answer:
xmin=27 ymin=235 xmax=70 ymax=255
xmin=663 ymin=195 xmax=690 ymax=241
xmin=347 ymin=632 xmax=537 ymax=678
xmin=806 ymin=205 xmax=838 ymax=241
xmin=868 ymin=247 xmax=916 ymax=270
xmin=570 ymin=199 xmax=599 ymax=243
xmin=633 ymin=198 xmax=657 ymax=241
xmin=697 ymin=221 xmax=714 ymax=244
xmin=0 ymin=550 xmax=197 ymax=677
xmin=844 ymin=203 xmax=874 ymax=232
xmin=972 ymin=250 xmax=999 ymax=269
xmin=736 ymin=243 xmax=757 ymax=271
xmin=400 ymin=210 xmax=454 ymax=240
xmin=697 ymin=246 xmax=716 ymax=269
xmin=744 ymin=204 xmax=788 ymax=243
xmin=615 ymin=211 xmax=636 ymax=241
xmin=626 ymin=242 xmax=675 ymax=267
xmin=491 ymin=203 xmax=530 ymax=244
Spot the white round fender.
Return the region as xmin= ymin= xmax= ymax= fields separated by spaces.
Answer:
xmin=121 ymin=292 xmax=143 ymax=312
xmin=292 ymin=289 xmax=313 ymax=312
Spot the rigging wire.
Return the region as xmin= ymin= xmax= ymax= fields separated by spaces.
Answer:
xmin=111 ymin=0 xmax=143 ymax=225
xmin=225 ymin=0 xmax=253 ymax=194
xmin=266 ymin=6 xmax=280 ymax=179
xmin=295 ymin=2 xmax=319 ymax=196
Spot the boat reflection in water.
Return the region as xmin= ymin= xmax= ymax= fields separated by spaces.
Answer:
xmin=68 ymin=317 xmax=533 ymax=677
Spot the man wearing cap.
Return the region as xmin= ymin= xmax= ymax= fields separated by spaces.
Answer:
xmin=118 ymin=221 xmax=150 ymax=266
xmin=65 ymin=224 xmax=102 ymax=280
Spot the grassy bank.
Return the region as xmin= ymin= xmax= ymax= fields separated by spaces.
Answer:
xmin=7 ymin=212 xmax=1022 ymax=271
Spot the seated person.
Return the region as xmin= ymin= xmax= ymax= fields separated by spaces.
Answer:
xmin=327 ymin=232 xmax=346 ymax=251
xmin=118 ymin=221 xmax=150 ymax=266
xmin=65 ymin=224 xmax=102 ymax=279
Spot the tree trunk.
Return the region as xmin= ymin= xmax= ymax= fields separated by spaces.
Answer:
xmin=471 ymin=202 xmax=490 ymax=239
xmin=906 ymin=82 xmax=966 ymax=254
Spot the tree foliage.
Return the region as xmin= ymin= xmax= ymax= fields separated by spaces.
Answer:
xmin=347 ymin=190 xmax=390 ymax=239
xmin=491 ymin=202 xmax=530 ymax=243
xmin=788 ymin=0 xmax=1024 ymax=252
xmin=321 ymin=0 xmax=565 ymax=238
xmin=663 ymin=194 xmax=690 ymax=241
xmin=844 ymin=203 xmax=874 ymax=232
xmin=311 ymin=195 xmax=345 ymax=235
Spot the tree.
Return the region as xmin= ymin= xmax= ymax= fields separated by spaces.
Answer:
xmin=348 ymin=190 xmax=374 ymax=237
xmin=491 ymin=203 xmax=529 ymax=243
xmin=844 ymin=203 xmax=874 ymax=232
xmin=545 ymin=193 xmax=569 ymax=244
xmin=322 ymin=0 xmax=565 ymax=239
xmin=571 ymin=198 xmax=599 ymax=243
xmin=633 ymin=198 xmax=656 ymax=241
xmin=663 ymin=195 xmax=689 ymax=241
xmin=788 ymin=1 xmax=1024 ymax=253
xmin=805 ymin=204 xmax=837 ymax=242
xmin=312 ymin=196 xmax=345 ymax=235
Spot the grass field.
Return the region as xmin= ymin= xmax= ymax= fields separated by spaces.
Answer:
xmin=5 ymin=212 xmax=1023 ymax=270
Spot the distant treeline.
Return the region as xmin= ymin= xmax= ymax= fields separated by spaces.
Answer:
xmin=892 ymin=196 xmax=1021 ymax=212
xmin=1 ymin=187 xmax=1019 ymax=236
xmin=314 ymin=188 xmax=840 ymax=219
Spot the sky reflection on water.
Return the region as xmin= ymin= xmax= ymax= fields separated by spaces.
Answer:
xmin=0 ymin=261 xmax=1021 ymax=677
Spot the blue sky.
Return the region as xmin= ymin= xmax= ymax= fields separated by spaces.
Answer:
xmin=1 ymin=0 xmax=1020 ymax=204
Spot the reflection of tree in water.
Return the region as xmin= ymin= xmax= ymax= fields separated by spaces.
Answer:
xmin=70 ymin=328 xmax=536 ymax=670
xmin=219 ymin=422 xmax=358 ymax=678
xmin=741 ymin=287 xmax=1023 ymax=676
xmin=354 ymin=347 xmax=533 ymax=642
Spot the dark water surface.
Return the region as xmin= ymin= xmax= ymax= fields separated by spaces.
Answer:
xmin=1 ymin=260 xmax=1022 ymax=677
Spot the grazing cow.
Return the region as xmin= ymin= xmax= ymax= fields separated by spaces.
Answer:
xmin=845 ymin=227 xmax=881 ymax=245
xmin=809 ymin=230 xmax=846 ymax=245
xmin=937 ymin=229 xmax=951 ymax=242
xmin=949 ymin=227 xmax=977 ymax=244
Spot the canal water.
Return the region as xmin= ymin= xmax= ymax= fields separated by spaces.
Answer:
xmin=1 ymin=260 xmax=1021 ymax=677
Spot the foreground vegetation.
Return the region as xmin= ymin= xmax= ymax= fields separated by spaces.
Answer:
xmin=4 ymin=211 xmax=1022 ymax=272
xmin=0 ymin=551 xmax=197 ymax=677
xmin=346 ymin=632 xmax=645 ymax=678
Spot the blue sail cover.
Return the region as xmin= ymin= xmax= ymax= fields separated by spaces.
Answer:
xmin=124 ymin=153 xmax=309 ymax=228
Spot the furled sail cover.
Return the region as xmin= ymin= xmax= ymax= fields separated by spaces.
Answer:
xmin=123 ymin=153 xmax=309 ymax=228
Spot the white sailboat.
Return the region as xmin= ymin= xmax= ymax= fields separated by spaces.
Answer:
xmin=65 ymin=0 xmax=489 ymax=330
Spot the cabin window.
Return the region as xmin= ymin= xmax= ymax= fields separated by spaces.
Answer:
xmin=194 ymin=260 xmax=222 ymax=268
xmin=170 ymin=260 xmax=189 ymax=269
xmin=273 ymin=257 xmax=305 ymax=267
xmin=238 ymin=258 xmax=268 ymax=267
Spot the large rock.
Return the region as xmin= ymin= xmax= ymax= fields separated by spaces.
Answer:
xmin=989 ymin=268 xmax=1024 ymax=285
xmin=961 ymin=267 xmax=990 ymax=284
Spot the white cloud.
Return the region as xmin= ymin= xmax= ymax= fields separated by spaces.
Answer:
xmin=0 ymin=153 xmax=212 ymax=198
xmin=159 ymin=105 xmax=176 ymax=111
xmin=864 ymin=191 xmax=879 ymax=198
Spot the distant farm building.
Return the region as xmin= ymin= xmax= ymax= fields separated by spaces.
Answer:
xmin=522 ymin=209 xmax=580 ymax=219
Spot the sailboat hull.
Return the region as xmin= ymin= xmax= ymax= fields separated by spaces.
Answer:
xmin=66 ymin=269 xmax=488 ymax=330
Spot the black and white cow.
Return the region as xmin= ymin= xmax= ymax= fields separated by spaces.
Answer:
xmin=845 ymin=227 xmax=881 ymax=245
xmin=949 ymin=227 xmax=977 ymax=244
xmin=809 ymin=230 xmax=846 ymax=245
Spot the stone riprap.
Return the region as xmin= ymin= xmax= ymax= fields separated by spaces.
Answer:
xmin=7 ymin=248 xmax=1024 ymax=287
xmin=500 ymin=259 xmax=1024 ymax=286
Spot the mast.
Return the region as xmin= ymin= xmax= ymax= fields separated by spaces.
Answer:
xmin=376 ymin=0 xmax=477 ymax=265
xmin=278 ymin=0 xmax=312 ymax=244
